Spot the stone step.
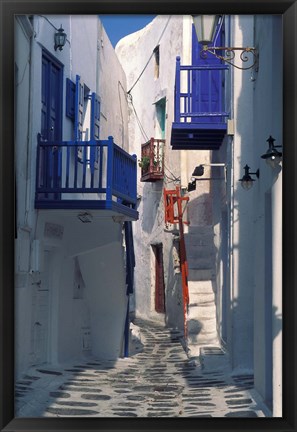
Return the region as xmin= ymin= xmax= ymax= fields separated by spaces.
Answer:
xmin=187 ymin=340 xmax=221 ymax=358
xmin=189 ymin=292 xmax=215 ymax=304
xmin=188 ymin=279 xmax=215 ymax=294
xmin=184 ymin=239 xmax=214 ymax=256
xmin=187 ymin=257 xmax=214 ymax=270
xmin=188 ymin=303 xmax=216 ymax=319
xmin=187 ymin=269 xmax=215 ymax=280
xmin=184 ymin=226 xmax=215 ymax=271
xmin=186 ymin=225 xmax=215 ymax=238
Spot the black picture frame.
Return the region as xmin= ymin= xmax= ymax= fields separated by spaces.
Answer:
xmin=1 ymin=0 xmax=296 ymax=431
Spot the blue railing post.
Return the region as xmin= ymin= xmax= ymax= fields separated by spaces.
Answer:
xmin=132 ymin=154 xmax=137 ymax=208
xmin=106 ymin=136 xmax=114 ymax=202
xmin=175 ymin=57 xmax=181 ymax=123
xmin=36 ymin=134 xmax=41 ymax=194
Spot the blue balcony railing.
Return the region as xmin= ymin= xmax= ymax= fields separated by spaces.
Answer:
xmin=171 ymin=56 xmax=229 ymax=150
xmin=35 ymin=134 xmax=138 ymax=220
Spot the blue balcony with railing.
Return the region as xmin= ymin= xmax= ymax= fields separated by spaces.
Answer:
xmin=35 ymin=134 xmax=138 ymax=221
xmin=171 ymin=56 xmax=229 ymax=150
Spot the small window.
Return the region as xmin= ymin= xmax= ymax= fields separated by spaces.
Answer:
xmin=155 ymin=98 xmax=166 ymax=139
xmin=153 ymin=45 xmax=160 ymax=79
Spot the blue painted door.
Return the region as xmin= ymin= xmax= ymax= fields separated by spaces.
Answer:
xmin=41 ymin=51 xmax=63 ymax=199
xmin=191 ymin=22 xmax=224 ymax=124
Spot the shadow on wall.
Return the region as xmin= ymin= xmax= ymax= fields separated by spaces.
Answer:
xmin=187 ymin=192 xmax=213 ymax=226
xmin=230 ymin=15 xmax=283 ymax=379
xmin=187 ymin=318 xmax=204 ymax=344
xmin=141 ymin=182 xmax=163 ymax=233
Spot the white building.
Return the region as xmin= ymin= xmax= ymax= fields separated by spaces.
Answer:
xmin=14 ymin=15 xmax=138 ymax=378
xmin=14 ymin=13 xmax=283 ymax=417
xmin=116 ymin=14 xmax=282 ymax=416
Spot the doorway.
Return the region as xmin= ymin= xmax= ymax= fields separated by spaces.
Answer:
xmin=152 ymin=244 xmax=165 ymax=313
xmin=32 ymin=251 xmax=51 ymax=365
xmin=40 ymin=50 xmax=63 ymax=200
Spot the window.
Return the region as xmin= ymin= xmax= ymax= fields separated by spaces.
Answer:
xmin=153 ymin=45 xmax=160 ymax=79
xmin=155 ymin=98 xmax=166 ymax=139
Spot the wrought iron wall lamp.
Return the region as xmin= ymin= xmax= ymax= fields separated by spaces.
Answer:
xmin=239 ymin=165 xmax=259 ymax=190
xmin=261 ymin=135 xmax=282 ymax=168
xmin=192 ymin=15 xmax=258 ymax=70
xmin=54 ymin=25 xmax=67 ymax=51
xmin=188 ymin=163 xmax=227 ymax=191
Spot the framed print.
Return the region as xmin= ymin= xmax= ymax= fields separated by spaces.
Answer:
xmin=1 ymin=0 xmax=297 ymax=431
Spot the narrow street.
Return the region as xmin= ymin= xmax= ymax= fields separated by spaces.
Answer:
xmin=15 ymin=319 xmax=270 ymax=418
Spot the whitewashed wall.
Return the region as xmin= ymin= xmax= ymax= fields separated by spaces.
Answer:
xmin=15 ymin=16 xmax=36 ymax=377
xmin=15 ymin=15 xmax=130 ymax=377
xmin=116 ymin=16 xmax=185 ymax=327
xmin=229 ymin=15 xmax=255 ymax=372
xmin=252 ymin=15 xmax=282 ymax=415
xmin=211 ymin=14 xmax=282 ymax=415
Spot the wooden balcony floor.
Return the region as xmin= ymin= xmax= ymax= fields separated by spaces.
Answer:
xmin=171 ymin=122 xmax=227 ymax=150
xmin=35 ymin=199 xmax=138 ymax=221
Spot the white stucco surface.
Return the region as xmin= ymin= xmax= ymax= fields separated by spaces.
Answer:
xmin=15 ymin=14 xmax=132 ymax=377
xmin=116 ymin=16 xmax=184 ymax=325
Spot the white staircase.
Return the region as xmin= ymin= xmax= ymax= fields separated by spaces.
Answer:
xmin=184 ymin=226 xmax=219 ymax=357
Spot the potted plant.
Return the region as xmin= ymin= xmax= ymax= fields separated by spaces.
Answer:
xmin=138 ymin=156 xmax=150 ymax=170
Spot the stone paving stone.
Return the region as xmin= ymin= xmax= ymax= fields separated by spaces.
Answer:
xmin=114 ymin=390 xmax=132 ymax=394
xmin=225 ymin=410 xmax=258 ymax=417
xmin=65 ymin=372 xmax=97 ymax=377
xmin=54 ymin=401 xmax=98 ymax=407
xmin=112 ymin=411 xmax=138 ymax=417
xmin=65 ymin=381 xmax=102 ymax=387
xmin=224 ymin=388 xmax=250 ymax=394
xmin=226 ymin=398 xmax=253 ymax=405
xmin=225 ymin=393 xmax=247 ymax=398
xmin=37 ymin=369 xmax=63 ymax=376
xmin=127 ymin=395 xmax=146 ymax=401
xmin=15 ymin=318 xmax=270 ymax=418
xmin=16 ymin=385 xmax=31 ymax=390
xmin=23 ymin=375 xmax=40 ymax=380
xmin=15 ymin=392 xmax=28 ymax=397
xmin=46 ymin=407 xmax=99 ymax=415
xmin=81 ymin=394 xmax=111 ymax=400
xmin=59 ymin=386 xmax=102 ymax=393
xmin=117 ymin=402 xmax=140 ymax=407
xmin=49 ymin=391 xmax=70 ymax=398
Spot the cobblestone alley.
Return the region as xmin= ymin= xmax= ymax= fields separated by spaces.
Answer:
xmin=15 ymin=319 xmax=270 ymax=418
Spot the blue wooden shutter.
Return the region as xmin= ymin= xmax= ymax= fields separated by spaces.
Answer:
xmin=74 ymin=74 xmax=84 ymax=141
xmin=66 ymin=78 xmax=75 ymax=120
xmin=191 ymin=22 xmax=225 ymax=124
xmin=91 ymin=92 xmax=100 ymax=140
xmin=90 ymin=92 xmax=100 ymax=169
